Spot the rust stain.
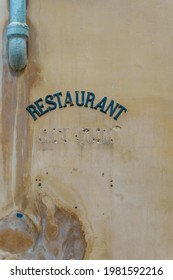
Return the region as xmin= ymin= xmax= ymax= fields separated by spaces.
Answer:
xmin=36 ymin=194 xmax=87 ymax=259
xmin=1 ymin=20 xmax=41 ymax=209
xmin=14 ymin=19 xmax=41 ymax=207
xmin=1 ymin=25 xmax=18 ymax=207
xmin=0 ymin=210 xmax=38 ymax=254
xmin=45 ymin=213 xmax=58 ymax=241
xmin=0 ymin=198 xmax=87 ymax=259
xmin=0 ymin=229 xmax=33 ymax=253
xmin=0 ymin=15 xmax=87 ymax=260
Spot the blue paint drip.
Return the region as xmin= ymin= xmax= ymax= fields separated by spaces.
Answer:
xmin=16 ymin=212 xmax=23 ymax=219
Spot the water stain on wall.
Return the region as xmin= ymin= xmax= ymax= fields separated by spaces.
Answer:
xmin=1 ymin=19 xmax=40 ymax=210
xmin=0 ymin=17 xmax=86 ymax=259
xmin=0 ymin=196 xmax=86 ymax=259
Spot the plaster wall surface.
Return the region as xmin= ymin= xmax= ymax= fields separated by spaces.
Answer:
xmin=0 ymin=0 xmax=173 ymax=259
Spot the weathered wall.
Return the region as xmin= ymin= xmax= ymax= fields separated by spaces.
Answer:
xmin=0 ymin=0 xmax=173 ymax=259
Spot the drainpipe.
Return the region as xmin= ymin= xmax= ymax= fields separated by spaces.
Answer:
xmin=6 ymin=0 xmax=29 ymax=71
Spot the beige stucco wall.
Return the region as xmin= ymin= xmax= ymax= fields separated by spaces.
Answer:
xmin=0 ymin=0 xmax=173 ymax=259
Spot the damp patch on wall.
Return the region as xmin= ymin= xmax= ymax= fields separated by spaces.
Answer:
xmin=0 ymin=197 xmax=86 ymax=260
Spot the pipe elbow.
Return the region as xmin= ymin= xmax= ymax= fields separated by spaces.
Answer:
xmin=6 ymin=23 xmax=29 ymax=71
xmin=8 ymin=37 xmax=27 ymax=71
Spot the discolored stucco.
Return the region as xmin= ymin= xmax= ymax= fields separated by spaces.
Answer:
xmin=0 ymin=0 xmax=173 ymax=259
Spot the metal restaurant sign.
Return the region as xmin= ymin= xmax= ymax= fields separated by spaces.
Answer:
xmin=26 ymin=91 xmax=127 ymax=121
